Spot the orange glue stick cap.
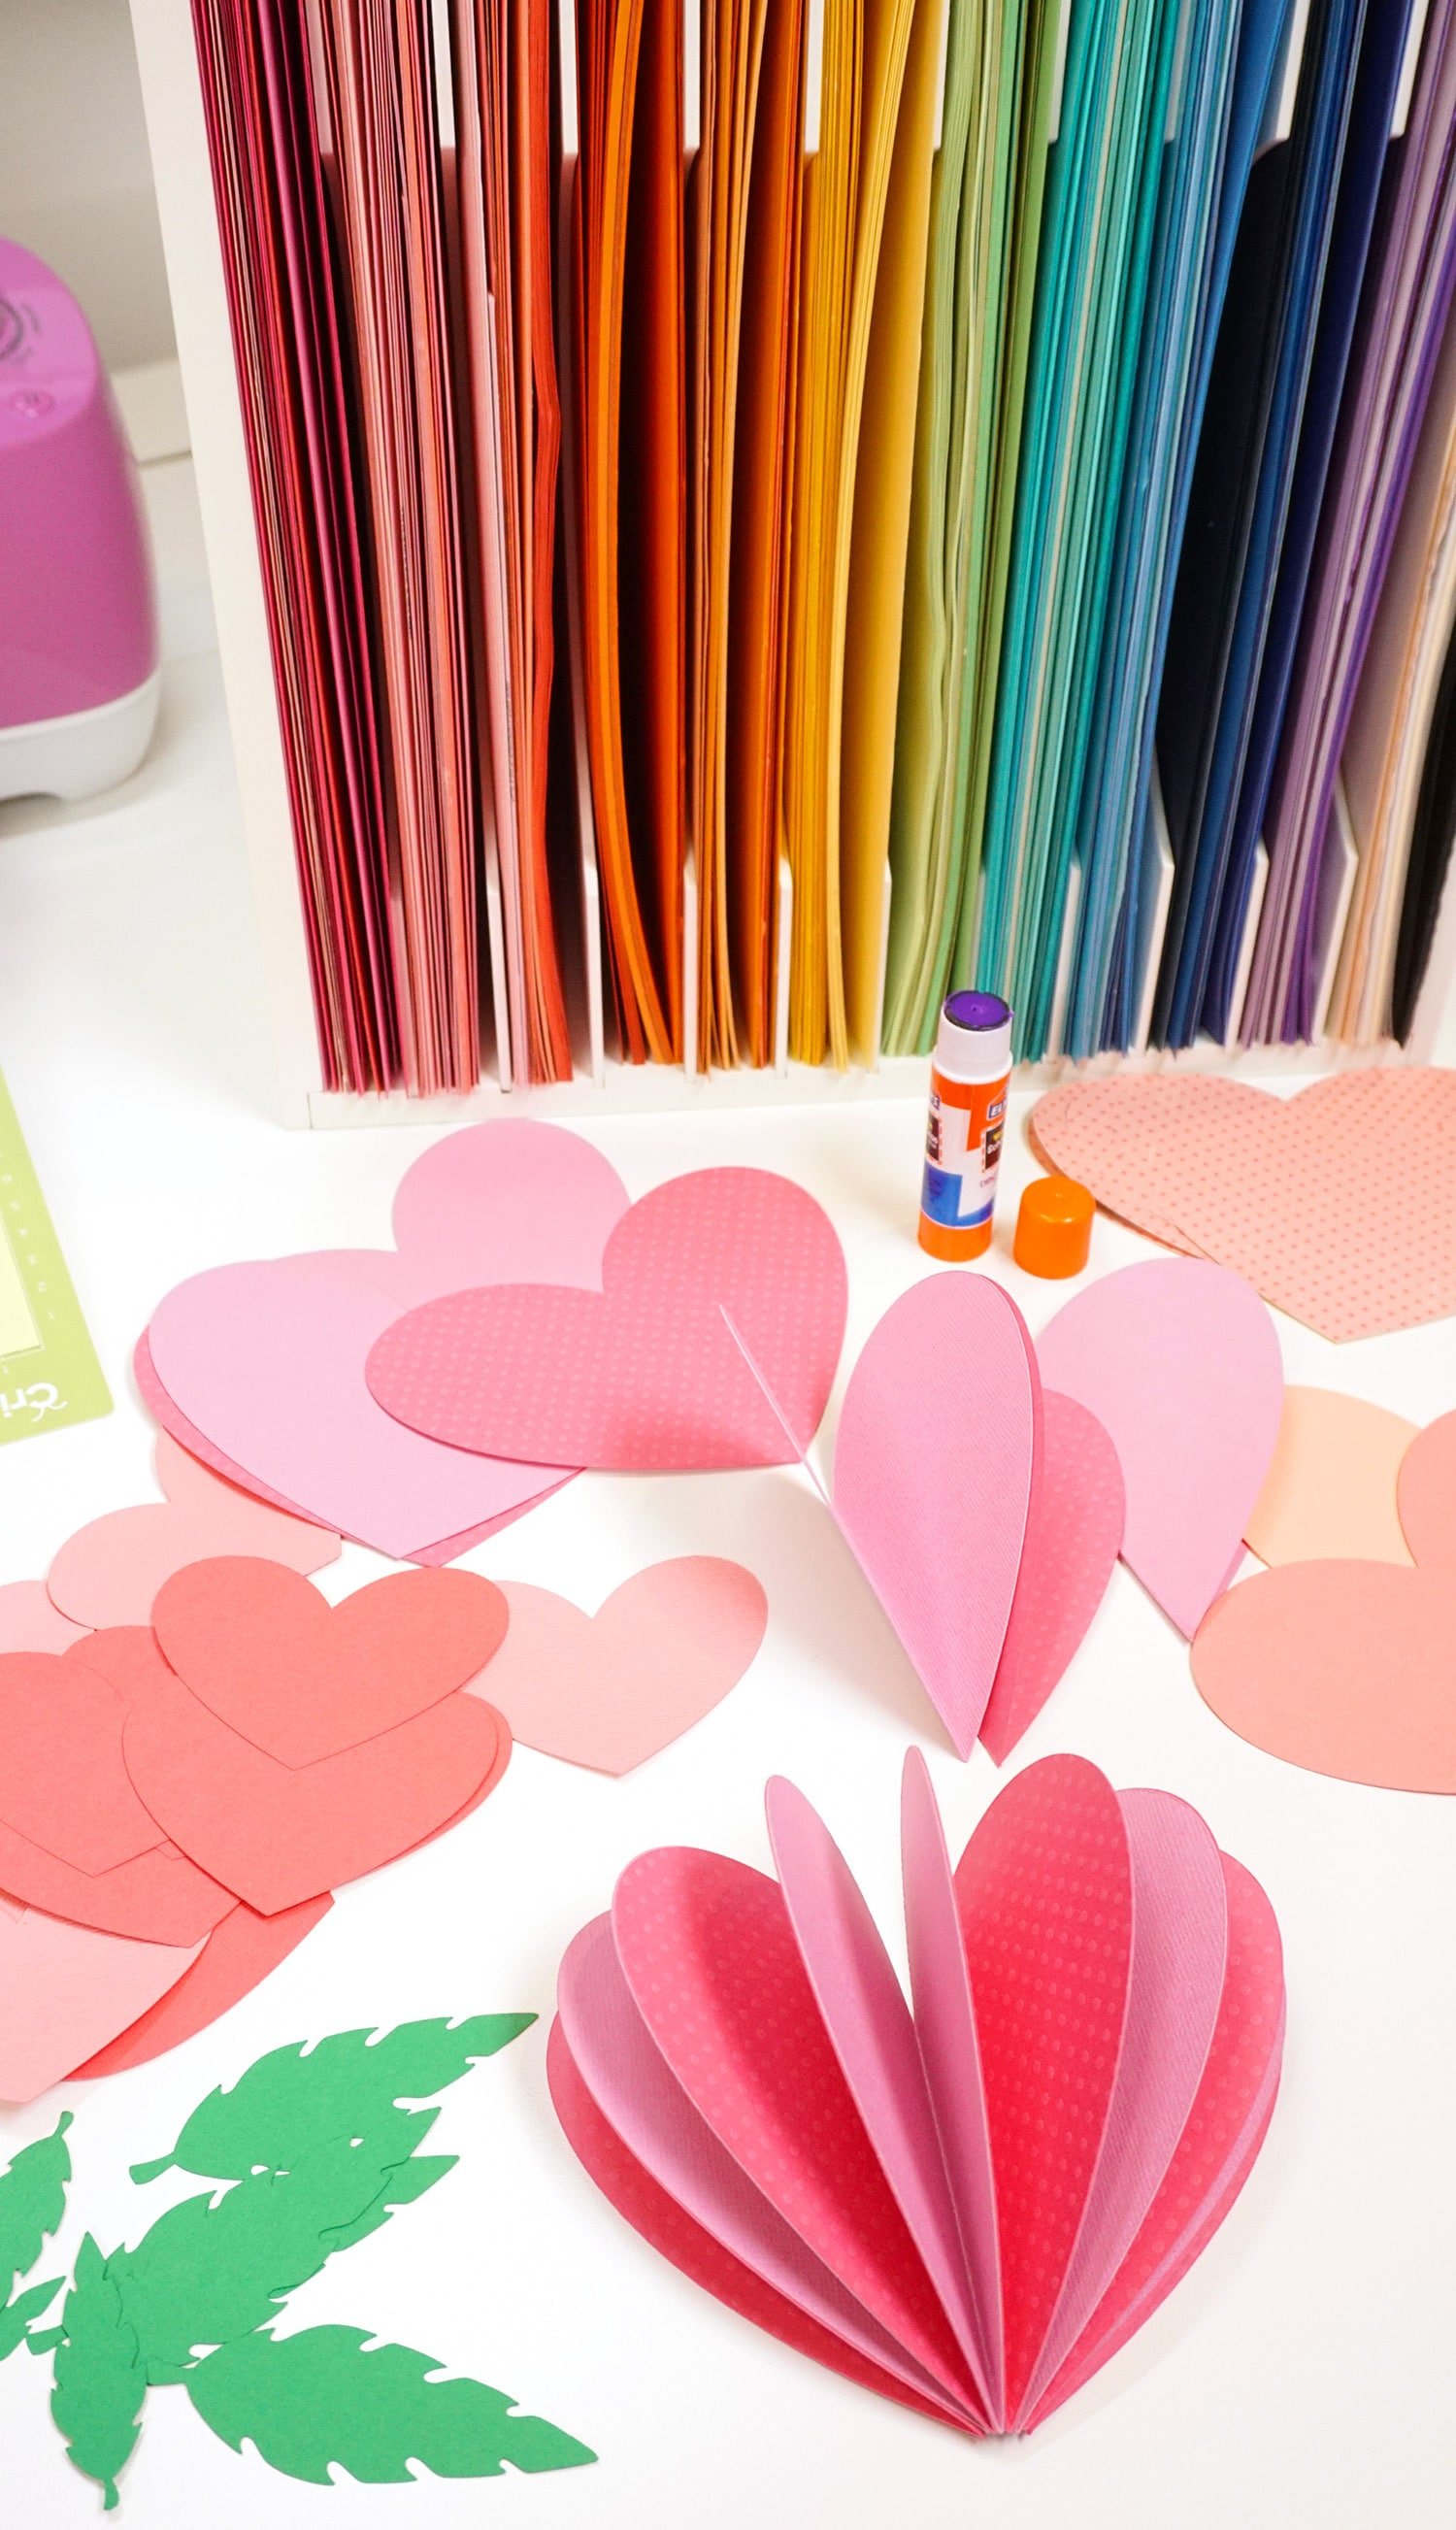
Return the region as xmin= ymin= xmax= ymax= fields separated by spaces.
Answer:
xmin=1013 ymin=1174 xmax=1094 ymax=1279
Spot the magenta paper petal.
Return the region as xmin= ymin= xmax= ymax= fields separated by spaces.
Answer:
xmin=979 ymin=1393 xmax=1125 ymax=1763
xmin=831 ymin=1275 xmax=1036 ymax=1757
xmin=1036 ymin=1260 xmax=1283 ymax=1637
xmin=144 ymin=1121 xmax=628 ymax=1560
xmin=366 ymin=1169 xmax=847 ymax=1471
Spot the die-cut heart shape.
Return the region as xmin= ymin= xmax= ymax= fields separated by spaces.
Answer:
xmin=0 ymin=1583 xmax=89 ymax=1654
xmin=1030 ymin=1069 xmax=1456 ymax=1342
xmin=366 ymin=1169 xmax=848 ymax=1470
xmin=149 ymin=1558 xmax=509 ymax=1768
xmin=0 ymin=1891 xmax=202 ymax=2103
xmin=0 ymin=1641 xmax=233 ymax=1944
xmin=143 ymin=1120 xmax=631 ymax=1557
xmin=1243 ymin=1386 xmax=1417 ymax=1568
xmin=69 ymin=1892 xmax=332 ymax=2081
xmin=1194 ymin=1405 xmax=1456 ymax=1792
xmin=48 ymin=1434 xmax=341 ymax=1631
xmin=978 ymin=1392 xmax=1125 ymax=1764
xmin=122 ymin=1646 xmax=512 ymax=1914
xmin=474 ymin=1561 xmax=768 ymax=1774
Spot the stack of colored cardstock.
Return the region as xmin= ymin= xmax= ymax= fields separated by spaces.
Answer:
xmin=550 ymin=1748 xmax=1285 ymax=2435
xmin=1031 ymin=1067 xmax=1456 ymax=1340
xmin=1195 ymin=1398 xmax=1456 ymax=1792
xmin=0 ymin=1558 xmax=512 ymax=2102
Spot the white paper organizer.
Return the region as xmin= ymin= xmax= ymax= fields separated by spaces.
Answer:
xmin=127 ymin=0 xmax=1456 ymax=1126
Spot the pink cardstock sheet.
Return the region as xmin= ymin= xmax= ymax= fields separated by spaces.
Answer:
xmin=143 ymin=1120 xmax=630 ymax=1557
xmin=1036 ymin=1259 xmax=1283 ymax=1637
xmin=553 ymin=1752 xmax=1284 ymax=2437
xmin=365 ymin=1169 xmax=849 ymax=1471
xmin=49 ymin=1434 xmax=342 ymax=1630
xmin=1030 ymin=1069 xmax=1456 ymax=1342
xmin=473 ymin=1560 xmax=768 ymax=1774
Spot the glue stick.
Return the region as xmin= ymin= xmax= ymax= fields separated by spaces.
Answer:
xmin=917 ymin=991 xmax=1013 ymax=1262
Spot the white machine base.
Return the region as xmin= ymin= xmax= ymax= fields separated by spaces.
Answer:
xmin=0 ymin=671 xmax=161 ymax=804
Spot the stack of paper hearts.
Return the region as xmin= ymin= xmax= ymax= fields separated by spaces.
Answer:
xmin=0 ymin=1559 xmax=512 ymax=2102
xmin=549 ymin=1750 xmax=1285 ymax=2436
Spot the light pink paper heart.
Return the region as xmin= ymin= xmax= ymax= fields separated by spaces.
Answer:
xmin=978 ymin=1392 xmax=1124 ymax=1763
xmin=48 ymin=1435 xmax=341 ymax=1631
xmin=143 ymin=1121 xmax=630 ymax=1560
xmin=1037 ymin=1260 xmax=1283 ymax=1637
xmin=831 ymin=1275 xmax=1036 ymax=1757
xmin=1030 ymin=1069 xmax=1456 ymax=1342
xmin=0 ymin=1583 xmax=88 ymax=1654
xmin=366 ymin=1170 xmax=848 ymax=1471
xmin=0 ymin=1890 xmax=201 ymax=2103
xmin=473 ymin=1561 xmax=767 ymax=1774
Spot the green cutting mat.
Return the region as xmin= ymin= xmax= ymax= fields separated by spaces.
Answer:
xmin=0 ymin=1072 xmax=111 ymax=1444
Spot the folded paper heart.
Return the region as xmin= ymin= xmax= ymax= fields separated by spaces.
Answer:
xmin=475 ymin=1561 xmax=768 ymax=1773
xmin=48 ymin=1433 xmax=342 ymax=1630
xmin=149 ymin=1558 xmax=509 ymax=1767
xmin=550 ymin=1751 xmax=1284 ymax=2434
xmin=732 ymin=1273 xmax=1120 ymax=1760
xmin=1193 ymin=1408 xmax=1456 ymax=1792
xmin=0 ymin=1644 xmax=233 ymax=1943
xmin=1029 ymin=1068 xmax=1456 ymax=1342
xmin=0 ymin=1890 xmax=202 ymax=2103
xmin=1037 ymin=1258 xmax=1282 ymax=1636
xmin=365 ymin=1168 xmax=848 ymax=1470
xmin=121 ymin=1636 xmax=512 ymax=1914
xmin=143 ymin=1119 xmax=631 ymax=1557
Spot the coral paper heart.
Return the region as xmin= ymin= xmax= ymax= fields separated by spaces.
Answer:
xmin=830 ymin=1275 xmax=1037 ymax=1757
xmin=122 ymin=1645 xmax=511 ymax=1913
xmin=70 ymin=1892 xmax=331 ymax=2081
xmin=1030 ymin=1069 xmax=1456 ymax=1341
xmin=1037 ymin=1259 xmax=1282 ymax=1636
xmin=366 ymin=1169 xmax=848 ymax=1470
xmin=48 ymin=1434 xmax=341 ymax=1631
xmin=552 ymin=1752 xmax=1283 ymax=2434
xmin=0 ymin=1643 xmax=231 ymax=1945
xmin=0 ymin=1892 xmax=201 ymax=2103
xmin=149 ymin=1558 xmax=508 ymax=1767
xmin=1192 ymin=1559 xmax=1456 ymax=1792
xmin=476 ymin=1561 xmax=767 ymax=1773
xmin=144 ymin=1120 xmax=630 ymax=1557
xmin=1397 ymin=1409 xmax=1456 ymax=1572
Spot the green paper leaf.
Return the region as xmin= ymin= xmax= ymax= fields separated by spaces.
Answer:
xmin=132 ymin=2015 xmax=535 ymax=2184
xmin=321 ymin=2153 xmax=455 ymax=2255
xmin=184 ymin=2326 xmax=597 ymax=2485
xmin=0 ymin=2275 xmax=62 ymax=2361
xmin=51 ymin=2236 xmax=146 ymax=2512
xmin=26 ymin=2325 xmax=65 ymax=2356
xmin=112 ymin=2132 xmax=410 ymax=2384
xmin=0 ymin=2111 xmax=72 ymax=2302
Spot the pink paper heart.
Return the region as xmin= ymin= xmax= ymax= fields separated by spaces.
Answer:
xmin=0 ymin=1583 xmax=89 ymax=1654
xmin=143 ymin=1121 xmax=630 ymax=1559
xmin=70 ymin=1892 xmax=331 ymax=2081
xmin=366 ymin=1169 xmax=848 ymax=1471
xmin=0 ymin=1892 xmax=202 ymax=2103
xmin=1030 ymin=1070 xmax=1456 ymax=1342
xmin=1037 ymin=1259 xmax=1283 ymax=1637
xmin=474 ymin=1561 xmax=767 ymax=1773
xmin=1397 ymin=1408 xmax=1456 ymax=1571
xmin=978 ymin=1391 xmax=1124 ymax=1763
xmin=830 ymin=1275 xmax=1037 ymax=1757
xmin=48 ymin=1435 xmax=341 ymax=1631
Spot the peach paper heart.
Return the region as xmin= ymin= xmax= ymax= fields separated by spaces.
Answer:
xmin=48 ymin=1434 xmax=341 ymax=1630
xmin=1030 ymin=1069 xmax=1456 ymax=1341
xmin=475 ymin=1561 xmax=768 ymax=1774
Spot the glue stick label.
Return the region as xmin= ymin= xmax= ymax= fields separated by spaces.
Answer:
xmin=921 ymin=1068 xmax=1008 ymax=1229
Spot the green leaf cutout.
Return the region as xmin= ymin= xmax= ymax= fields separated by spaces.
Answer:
xmin=51 ymin=2236 xmax=146 ymax=2512
xmin=111 ymin=2132 xmax=410 ymax=2385
xmin=321 ymin=2153 xmax=455 ymax=2255
xmin=0 ymin=2111 xmax=72 ymax=2302
xmin=0 ymin=2275 xmax=62 ymax=2362
xmin=132 ymin=2016 xmax=535 ymax=2184
xmin=184 ymin=2326 xmax=597 ymax=2485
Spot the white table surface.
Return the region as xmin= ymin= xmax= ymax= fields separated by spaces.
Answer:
xmin=1 ymin=454 xmax=1453 ymax=2529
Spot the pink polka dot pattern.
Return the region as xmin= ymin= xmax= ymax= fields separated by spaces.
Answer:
xmin=978 ymin=1393 xmax=1125 ymax=1764
xmin=611 ymin=1848 xmax=978 ymax=2411
xmin=953 ymin=1757 xmax=1134 ymax=2423
xmin=551 ymin=1756 xmax=1286 ymax=2439
xmin=1030 ymin=1068 xmax=1456 ymax=1343
xmin=365 ymin=1169 xmax=848 ymax=1469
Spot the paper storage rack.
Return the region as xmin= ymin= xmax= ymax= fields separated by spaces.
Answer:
xmin=126 ymin=0 xmax=1456 ymax=1126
